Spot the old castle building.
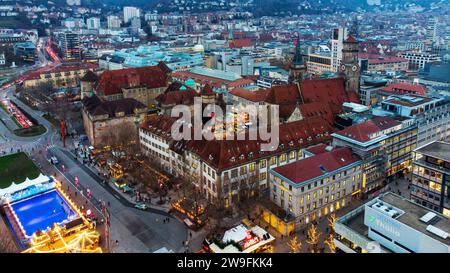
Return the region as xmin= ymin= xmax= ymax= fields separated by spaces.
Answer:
xmin=80 ymin=62 xmax=171 ymax=108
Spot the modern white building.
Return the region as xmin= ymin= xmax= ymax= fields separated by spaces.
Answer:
xmin=398 ymin=51 xmax=441 ymax=70
xmin=375 ymin=94 xmax=450 ymax=147
xmin=334 ymin=192 xmax=450 ymax=253
xmin=123 ymin=7 xmax=140 ymax=24
xmin=86 ymin=17 xmax=101 ymax=30
xmin=107 ymin=15 xmax=121 ymax=29
xmin=331 ymin=27 xmax=348 ymax=72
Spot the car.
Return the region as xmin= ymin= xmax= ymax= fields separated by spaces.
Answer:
xmin=48 ymin=156 xmax=59 ymax=164
xmin=134 ymin=203 xmax=148 ymax=211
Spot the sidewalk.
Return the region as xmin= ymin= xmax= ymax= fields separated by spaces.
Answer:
xmin=67 ymin=147 xmax=173 ymax=213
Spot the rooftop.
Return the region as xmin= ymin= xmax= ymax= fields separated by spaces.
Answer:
xmin=380 ymin=82 xmax=427 ymax=96
xmin=272 ymin=147 xmax=361 ymax=185
xmin=414 ymin=141 xmax=450 ymax=163
xmin=339 ymin=192 xmax=450 ymax=250
xmin=333 ymin=116 xmax=400 ymax=143
xmin=380 ymin=193 xmax=450 ymax=246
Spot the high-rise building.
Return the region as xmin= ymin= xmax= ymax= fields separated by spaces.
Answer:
xmin=66 ymin=0 xmax=81 ymax=6
xmin=61 ymin=32 xmax=81 ymax=60
xmin=86 ymin=17 xmax=100 ymax=30
xmin=331 ymin=27 xmax=348 ymax=72
xmin=123 ymin=6 xmax=140 ymax=24
xmin=411 ymin=141 xmax=450 ymax=217
xmin=107 ymin=15 xmax=121 ymax=29
xmin=426 ymin=17 xmax=439 ymax=44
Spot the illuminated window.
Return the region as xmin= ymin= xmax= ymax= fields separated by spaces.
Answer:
xmin=260 ymin=172 xmax=267 ymax=181
xmin=289 ymin=151 xmax=296 ymax=160
xmin=259 ymin=159 xmax=267 ymax=168
xmin=270 ymin=157 xmax=277 ymax=165
xmin=249 ymin=163 xmax=256 ymax=172
xmin=280 ymin=154 xmax=287 ymax=162
xmin=300 ymin=197 xmax=304 ymax=204
xmin=429 ymin=182 xmax=442 ymax=192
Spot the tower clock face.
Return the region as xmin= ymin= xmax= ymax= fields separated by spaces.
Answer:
xmin=352 ymin=65 xmax=359 ymax=72
xmin=341 ymin=65 xmax=346 ymax=71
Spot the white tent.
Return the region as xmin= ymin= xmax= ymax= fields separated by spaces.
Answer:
xmin=0 ymin=173 xmax=51 ymax=198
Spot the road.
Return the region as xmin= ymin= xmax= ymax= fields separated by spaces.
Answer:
xmin=0 ymin=42 xmax=189 ymax=252
xmin=47 ymin=146 xmax=188 ymax=252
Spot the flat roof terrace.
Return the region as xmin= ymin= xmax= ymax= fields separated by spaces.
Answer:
xmin=380 ymin=193 xmax=450 ymax=246
xmin=414 ymin=141 xmax=450 ymax=163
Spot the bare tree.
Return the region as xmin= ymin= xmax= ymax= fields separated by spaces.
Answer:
xmin=287 ymin=235 xmax=302 ymax=253
xmin=324 ymin=233 xmax=336 ymax=253
xmin=306 ymin=224 xmax=321 ymax=253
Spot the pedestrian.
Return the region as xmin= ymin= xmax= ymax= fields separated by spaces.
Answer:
xmin=189 ymin=232 xmax=192 ymax=238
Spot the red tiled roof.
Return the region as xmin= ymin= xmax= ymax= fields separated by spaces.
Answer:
xmin=300 ymin=77 xmax=358 ymax=114
xmin=273 ymin=147 xmax=361 ymax=185
xmin=345 ymin=35 xmax=358 ymax=43
xmin=265 ymin=84 xmax=301 ymax=119
xmin=381 ymin=82 xmax=426 ymax=96
xmin=229 ymin=38 xmax=253 ymax=49
xmin=96 ymin=66 xmax=168 ymax=96
xmin=358 ymin=53 xmax=408 ymax=64
xmin=141 ymin=115 xmax=334 ymax=171
xmin=25 ymin=62 xmax=97 ymax=81
xmin=83 ymin=94 xmax=146 ymax=118
xmin=305 ymin=143 xmax=330 ymax=155
xmin=156 ymin=85 xmax=199 ymax=106
xmin=200 ymin=84 xmax=216 ymax=96
xmin=334 ymin=116 xmax=400 ymax=143
xmin=229 ymin=88 xmax=270 ymax=103
xmin=299 ymin=102 xmax=334 ymax=125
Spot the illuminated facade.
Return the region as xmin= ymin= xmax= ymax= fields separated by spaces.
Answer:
xmin=334 ymin=192 xmax=450 ymax=253
xmin=411 ymin=141 xmax=450 ymax=217
xmin=332 ymin=116 xmax=417 ymax=196
xmin=266 ymin=147 xmax=363 ymax=235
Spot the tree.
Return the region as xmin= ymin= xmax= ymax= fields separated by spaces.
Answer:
xmin=324 ymin=233 xmax=336 ymax=253
xmin=306 ymin=224 xmax=321 ymax=253
xmin=327 ymin=213 xmax=336 ymax=235
xmin=287 ymin=235 xmax=302 ymax=253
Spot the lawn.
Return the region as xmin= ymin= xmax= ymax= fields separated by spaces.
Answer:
xmin=14 ymin=124 xmax=47 ymax=137
xmin=0 ymin=152 xmax=41 ymax=189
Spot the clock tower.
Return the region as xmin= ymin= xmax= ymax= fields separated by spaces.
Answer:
xmin=339 ymin=35 xmax=360 ymax=93
xmin=289 ymin=33 xmax=307 ymax=83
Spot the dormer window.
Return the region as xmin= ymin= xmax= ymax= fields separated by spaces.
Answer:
xmin=239 ymin=154 xmax=244 ymax=160
xmin=230 ymin=156 xmax=236 ymax=162
xmin=209 ymin=154 xmax=214 ymax=161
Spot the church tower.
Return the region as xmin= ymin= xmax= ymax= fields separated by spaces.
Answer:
xmin=339 ymin=35 xmax=360 ymax=93
xmin=289 ymin=33 xmax=307 ymax=83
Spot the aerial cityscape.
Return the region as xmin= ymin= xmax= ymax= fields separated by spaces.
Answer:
xmin=0 ymin=0 xmax=449 ymax=258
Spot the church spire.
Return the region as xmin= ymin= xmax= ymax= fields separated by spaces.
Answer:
xmin=289 ymin=32 xmax=306 ymax=83
xmin=293 ymin=32 xmax=303 ymax=66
